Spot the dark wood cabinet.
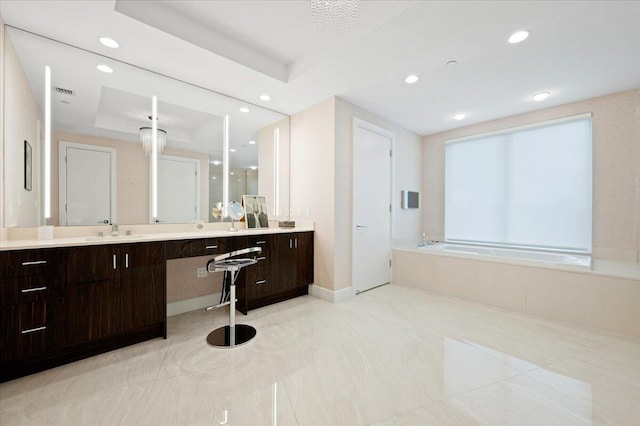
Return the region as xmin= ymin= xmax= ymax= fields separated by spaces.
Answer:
xmin=0 ymin=248 xmax=66 ymax=375
xmin=1 ymin=299 xmax=65 ymax=363
xmin=294 ymin=232 xmax=314 ymax=286
xmin=66 ymin=245 xmax=119 ymax=345
xmin=1 ymin=230 xmax=310 ymax=382
xmin=66 ymin=242 xmax=166 ymax=345
xmin=119 ymin=242 xmax=166 ymax=332
xmin=236 ymin=232 xmax=314 ymax=313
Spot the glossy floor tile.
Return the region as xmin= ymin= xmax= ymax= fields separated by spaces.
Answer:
xmin=1 ymin=284 xmax=639 ymax=425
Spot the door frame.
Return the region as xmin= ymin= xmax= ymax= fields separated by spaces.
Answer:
xmin=59 ymin=141 xmax=117 ymax=226
xmin=351 ymin=117 xmax=395 ymax=295
xmin=157 ymin=154 xmax=201 ymax=223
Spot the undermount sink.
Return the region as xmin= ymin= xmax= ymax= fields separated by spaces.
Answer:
xmin=84 ymin=234 xmax=147 ymax=242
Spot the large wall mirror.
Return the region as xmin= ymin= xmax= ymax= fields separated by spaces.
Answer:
xmin=2 ymin=26 xmax=290 ymax=228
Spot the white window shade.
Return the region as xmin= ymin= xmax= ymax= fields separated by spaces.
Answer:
xmin=445 ymin=115 xmax=592 ymax=253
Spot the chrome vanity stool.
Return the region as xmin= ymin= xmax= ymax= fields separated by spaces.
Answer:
xmin=205 ymin=247 xmax=261 ymax=347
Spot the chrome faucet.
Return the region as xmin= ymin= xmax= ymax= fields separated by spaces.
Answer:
xmin=111 ymin=223 xmax=119 ymax=237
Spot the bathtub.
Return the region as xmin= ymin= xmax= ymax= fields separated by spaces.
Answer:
xmin=420 ymin=242 xmax=591 ymax=270
xmin=393 ymin=243 xmax=640 ymax=338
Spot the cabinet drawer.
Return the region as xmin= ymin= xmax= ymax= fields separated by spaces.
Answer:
xmin=0 ymin=249 xmax=60 ymax=278
xmin=1 ymin=275 xmax=64 ymax=305
xmin=243 ymin=236 xmax=273 ymax=257
xmin=165 ymin=238 xmax=228 ymax=259
xmin=245 ymin=263 xmax=273 ymax=299
xmin=0 ymin=299 xmax=65 ymax=362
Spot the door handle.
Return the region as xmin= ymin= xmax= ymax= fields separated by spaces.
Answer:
xmin=356 ymin=224 xmax=368 ymax=229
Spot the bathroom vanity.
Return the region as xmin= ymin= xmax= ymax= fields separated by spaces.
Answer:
xmin=0 ymin=228 xmax=314 ymax=382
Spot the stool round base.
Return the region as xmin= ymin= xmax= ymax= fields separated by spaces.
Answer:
xmin=206 ymin=324 xmax=256 ymax=348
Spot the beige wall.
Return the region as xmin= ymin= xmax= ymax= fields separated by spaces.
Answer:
xmin=52 ymin=130 xmax=209 ymax=226
xmin=423 ymin=89 xmax=640 ymax=262
xmin=167 ymin=256 xmax=223 ymax=303
xmin=290 ymin=97 xmax=336 ymax=291
xmin=289 ymin=96 xmax=422 ymax=292
xmin=3 ymin=30 xmax=42 ymax=228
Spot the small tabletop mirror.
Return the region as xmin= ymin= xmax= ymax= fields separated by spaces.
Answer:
xmin=227 ymin=201 xmax=244 ymax=232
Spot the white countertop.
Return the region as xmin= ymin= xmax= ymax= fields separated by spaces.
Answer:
xmin=0 ymin=224 xmax=314 ymax=251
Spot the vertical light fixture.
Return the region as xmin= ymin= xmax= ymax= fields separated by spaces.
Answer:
xmin=222 ymin=114 xmax=230 ymax=218
xmin=43 ymin=66 xmax=51 ymax=219
xmin=151 ymin=95 xmax=158 ymax=220
xmin=273 ymin=128 xmax=280 ymax=217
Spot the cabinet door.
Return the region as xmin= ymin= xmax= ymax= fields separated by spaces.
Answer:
xmin=275 ymin=234 xmax=298 ymax=292
xmin=66 ymin=246 xmax=120 ymax=345
xmin=0 ymin=299 xmax=65 ymax=362
xmin=295 ymin=232 xmax=314 ymax=285
xmin=119 ymin=242 xmax=166 ymax=333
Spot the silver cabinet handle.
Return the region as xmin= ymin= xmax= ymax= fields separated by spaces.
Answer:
xmin=21 ymin=286 xmax=47 ymax=293
xmin=356 ymin=224 xmax=368 ymax=229
xmin=125 ymin=253 xmax=129 ymax=269
xmin=295 ymin=238 xmax=298 ymax=248
xmin=257 ymin=256 xmax=266 ymax=261
xmin=113 ymin=254 xmax=117 ymax=270
xmin=256 ymin=280 xmax=267 ymax=285
xmin=289 ymin=239 xmax=293 ymax=249
xmin=21 ymin=260 xmax=47 ymax=266
xmin=205 ymin=245 xmax=218 ymax=249
xmin=21 ymin=326 xmax=46 ymax=334
xmin=256 ymin=240 xmax=267 ymax=245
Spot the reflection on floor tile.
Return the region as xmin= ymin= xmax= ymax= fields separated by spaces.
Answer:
xmin=2 ymin=284 xmax=639 ymax=425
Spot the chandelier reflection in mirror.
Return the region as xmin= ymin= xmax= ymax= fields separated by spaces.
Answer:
xmin=308 ymin=0 xmax=361 ymax=32
xmin=139 ymin=116 xmax=167 ymax=155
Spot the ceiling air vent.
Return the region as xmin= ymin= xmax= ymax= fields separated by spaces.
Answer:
xmin=54 ymin=87 xmax=74 ymax=96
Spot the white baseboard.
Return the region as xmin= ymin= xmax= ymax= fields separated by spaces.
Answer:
xmin=309 ymin=284 xmax=352 ymax=303
xmin=167 ymin=293 xmax=221 ymax=317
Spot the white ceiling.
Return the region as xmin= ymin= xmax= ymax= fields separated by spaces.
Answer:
xmin=2 ymin=0 xmax=639 ymax=136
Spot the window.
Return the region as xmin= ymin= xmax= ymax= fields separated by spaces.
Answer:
xmin=445 ymin=114 xmax=592 ymax=253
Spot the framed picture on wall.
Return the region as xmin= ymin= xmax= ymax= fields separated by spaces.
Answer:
xmin=242 ymin=195 xmax=269 ymax=229
xmin=24 ymin=140 xmax=32 ymax=191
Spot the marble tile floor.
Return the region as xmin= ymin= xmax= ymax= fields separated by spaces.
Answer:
xmin=1 ymin=284 xmax=639 ymax=425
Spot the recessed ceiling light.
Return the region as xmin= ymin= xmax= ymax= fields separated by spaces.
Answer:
xmin=239 ymin=107 xmax=250 ymax=113
xmin=211 ymin=176 xmax=217 ymax=180
xmin=508 ymin=30 xmax=530 ymax=44
xmin=96 ymin=64 xmax=113 ymax=73
xmin=532 ymin=92 xmax=551 ymax=102
xmin=249 ymin=166 xmax=258 ymax=170
xmin=248 ymin=140 xmax=256 ymax=145
xmin=405 ymin=74 xmax=419 ymax=84
xmin=446 ymin=60 xmax=458 ymax=67
xmin=210 ymin=160 xmax=221 ymax=165
xmin=99 ymin=37 xmax=119 ymax=49
xmin=453 ymin=113 xmax=466 ymax=121
xmin=260 ymin=94 xmax=271 ymax=101
xmin=229 ymin=148 xmax=237 ymax=152
xmin=230 ymin=172 xmax=235 ymax=176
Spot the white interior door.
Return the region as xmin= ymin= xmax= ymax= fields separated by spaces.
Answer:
xmin=352 ymin=118 xmax=393 ymax=294
xmin=157 ymin=155 xmax=199 ymax=223
xmin=60 ymin=142 xmax=115 ymax=226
